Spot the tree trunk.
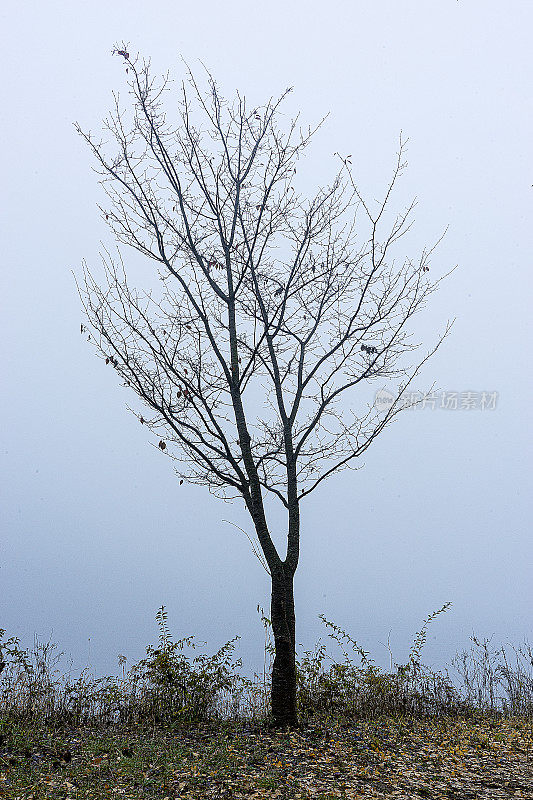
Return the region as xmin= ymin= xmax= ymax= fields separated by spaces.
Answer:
xmin=270 ymin=569 xmax=298 ymax=727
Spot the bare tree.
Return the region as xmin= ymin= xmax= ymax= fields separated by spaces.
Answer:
xmin=76 ymin=48 xmax=450 ymax=727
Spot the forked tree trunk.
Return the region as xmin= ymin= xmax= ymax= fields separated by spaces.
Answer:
xmin=270 ymin=569 xmax=298 ymax=727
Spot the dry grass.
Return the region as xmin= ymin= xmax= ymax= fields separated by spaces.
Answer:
xmin=1 ymin=605 xmax=532 ymax=728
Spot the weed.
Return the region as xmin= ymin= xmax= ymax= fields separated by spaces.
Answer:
xmin=1 ymin=606 xmax=532 ymax=731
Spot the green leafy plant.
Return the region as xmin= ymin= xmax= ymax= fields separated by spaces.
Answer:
xmin=129 ymin=606 xmax=249 ymax=723
xmin=407 ymin=602 xmax=452 ymax=670
xmin=1 ymin=604 xmax=531 ymax=728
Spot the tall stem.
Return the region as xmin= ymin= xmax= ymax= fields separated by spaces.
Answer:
xmin=270 ymin=568 xmax=297 ymax=727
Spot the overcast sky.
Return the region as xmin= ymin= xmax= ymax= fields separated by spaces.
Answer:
xmin=1 ymin=0 xmax=532 ymax=682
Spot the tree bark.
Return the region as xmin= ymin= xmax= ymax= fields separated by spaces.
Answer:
xmin=270 ymin=567 xmax=297 ymax=727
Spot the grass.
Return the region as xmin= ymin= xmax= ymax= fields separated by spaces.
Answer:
xmin=1 ymin=606 xmax=532 ymax=798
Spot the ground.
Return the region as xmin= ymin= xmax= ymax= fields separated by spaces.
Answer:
xmin=1 ymin=716 xmax=532 ymax=799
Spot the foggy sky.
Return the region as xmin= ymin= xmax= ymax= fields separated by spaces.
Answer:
xmin=1 ymin=0 xmax=532 ymax=681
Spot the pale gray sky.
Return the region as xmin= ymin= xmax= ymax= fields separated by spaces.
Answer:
xmin=1 ymin=0 xmax=532 ymax=680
